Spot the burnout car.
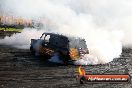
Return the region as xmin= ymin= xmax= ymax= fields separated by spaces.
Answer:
xmin=30 ymin=32 xmax=89 ymax=64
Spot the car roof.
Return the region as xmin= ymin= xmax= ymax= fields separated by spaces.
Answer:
xmin=43 ymin=32 xmax=67 ymax=38
xmin=42 ymin=32 xmax=85 ymax=41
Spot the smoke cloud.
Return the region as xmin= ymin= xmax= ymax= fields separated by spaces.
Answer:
xmin=1 ymin=0 xmax=132 ymax=64
xmin=0 ymin=28 xmax=44 ymax=49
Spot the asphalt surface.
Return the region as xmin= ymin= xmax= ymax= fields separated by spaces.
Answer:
xmin=0 ymin=31 xmax=132 ymax=88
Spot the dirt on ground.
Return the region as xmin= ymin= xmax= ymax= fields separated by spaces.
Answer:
xmin=0 ymin=31 xmax=132 ymax=88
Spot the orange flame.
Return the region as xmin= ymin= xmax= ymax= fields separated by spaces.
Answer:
xmin=78 ymin=66 xmax=86 ymax=76
xmin=69 ymin=48 xmax=79 ymax=60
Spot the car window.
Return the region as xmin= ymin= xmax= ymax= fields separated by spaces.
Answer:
xmin=45 ymin=35 xmax=50 ymax=42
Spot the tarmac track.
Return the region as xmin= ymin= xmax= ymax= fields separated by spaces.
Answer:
xmin=0 ymin=31 xmax=132 ymax=88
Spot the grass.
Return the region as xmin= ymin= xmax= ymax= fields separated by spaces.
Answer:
xmin=0 ymin=28 xmax=22 ymax=32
